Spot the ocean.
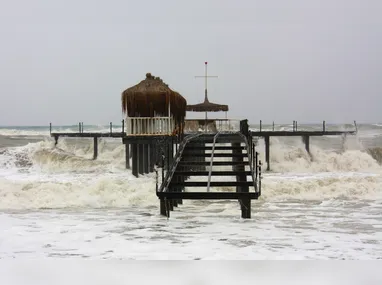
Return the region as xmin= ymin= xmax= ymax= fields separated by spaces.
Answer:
xmin=0 ymin=123 xmax=381 ymax=260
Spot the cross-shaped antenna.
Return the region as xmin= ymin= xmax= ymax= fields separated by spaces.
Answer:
xmin=195 ymin=62 xmax=218 ymax=102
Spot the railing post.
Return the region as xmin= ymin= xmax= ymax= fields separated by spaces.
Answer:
xmin=49 ymin=122 xmax=52 ymax=135
xmin=260 ymin=120 xmax=262 ymax=132
xmin=122 ymin=119 xmax=125 ymax=133
xmin=323 ymin=120 xmax=326 ymax=132
xmin=78 ymin=122 xmax=81 ymax=133
xmin=110 ymin=122 xmax=112 ymax=134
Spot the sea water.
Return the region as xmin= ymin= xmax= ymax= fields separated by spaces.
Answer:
xmin=0 ymin=123 xmax=381 ymax=260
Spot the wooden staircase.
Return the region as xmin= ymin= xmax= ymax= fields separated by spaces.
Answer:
xmin=156 ymin=121 xmax=262 ymax=218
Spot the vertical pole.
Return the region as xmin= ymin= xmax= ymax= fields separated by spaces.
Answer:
xmin=272 ymin=121 xmax=274 ymax=131
xmin=296 ymin=121 xmax=298 ymax=131
xmin=161 ymin=153 xmax=165 ymax=182
xmin=138 ymin=144 xmax=144 ymax=175
xmin=125 ymin=143 xmax=130 ymax=169
xmin=54 ymin=135 xmax=58 ymax=146
xmin=149 ymin=143 xmax=155 ymax=172
xmin=93 ymin=137 xmax=98 ymax=160
xmin=265 ymin=136 xmax=270 ymax=171
xmin=122 ymin=119 xmax=125 ymax=133
xmin=143 ymin=144 xmax=149 ymax=174
xmin=78 ymin=122 xmax=81 ymax=133
xmin=255 ymin=151 xmax=258 ymax=179
xmin=110 ymin=122 xmax=112 ymax=134
xmin=303 ymin=135 xmax=310 ymax=154
xmin=132 ymin=144 xmax=138 ymax=177
xmin=260 ymin=120 xmax=262 ymax=132
xmin=241 ymin=199 xmax=251 ymax=219
xmin=258 ymin=161 xmax=262 ymax=196
xmin=323 ymin=120 xmax=326 ymax=132
xmin=160 ymin=199 xmax=167 ymax=216
xmin=49 ymin=123 xmax=52 ymax=135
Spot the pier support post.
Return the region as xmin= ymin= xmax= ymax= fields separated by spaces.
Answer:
xmin=160 ymin=199 xmax=167 ymax=217
xmin=93 ymin=137 xmax=98 ymax=160
xmin=232 ymin=141 xmax=250 ymax=218
xmin=265 ymin=136 xmax=270 ymax=171
xmin=54 ymin=135 xmax=58 ymax=146
xmin=241 ymin=199 xmax=251 ymax=219
xmin=143 ymin=144 xmax=149 ymax=174
xmin=132 ymin=144 xmax=138 ymax=177
xmin=125 ymin=144 xmax=130 ymax=169
xmin=149 ymin=143 xmax=155 ymax=172
xmin=302 ymin=135 xmax=310 ymax=154
xmin=138 ymin=144 xmax=144 ymax=175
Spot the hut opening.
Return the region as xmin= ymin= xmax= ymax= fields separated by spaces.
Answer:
xmin=121 ymin=73 xmax=187 ymax=136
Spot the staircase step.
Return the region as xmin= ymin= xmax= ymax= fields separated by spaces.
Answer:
xmin=170 ymin=181 xmax=254 ymax=187
xmin=157 ymin=191 xmax=259 ymax=200
xmin=178 ymin=161 xmax=249 ymax=166
xmin=182 ymin=153 xmax=247 ymax=157
xmin=174 ymin=171 xmax=253 ymax=176
xmin=185 ymin=146 xmax=245 ymax=150
xmin=185 ymin=137 xmax=244 ymax=143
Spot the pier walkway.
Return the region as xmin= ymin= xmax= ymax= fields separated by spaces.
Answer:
xmin=49 ymin=119 xmax=357 ymax=218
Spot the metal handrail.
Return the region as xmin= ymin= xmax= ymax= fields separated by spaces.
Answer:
xmin=206 ymin=131 xmax=225 ymax=192
xmin=159 ymin=133 xmax=204 ymax=193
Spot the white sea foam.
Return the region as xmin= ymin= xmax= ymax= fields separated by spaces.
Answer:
xmin=0 ymin=125 xmax=382 ymax=260
xmin=0 ymin=125 xmax=124 ymax=137
xmin=0 ymin=133 xmax=381 ymax=210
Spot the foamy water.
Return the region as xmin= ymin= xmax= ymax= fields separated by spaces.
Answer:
xmin=0 ymin=124 xmax=381 ymax=259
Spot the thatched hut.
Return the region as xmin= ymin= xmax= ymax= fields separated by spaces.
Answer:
xmin=121 ymin=73 xmax=187 ymax=135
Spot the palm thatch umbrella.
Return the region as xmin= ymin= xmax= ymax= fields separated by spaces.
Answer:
xmin=186 ymin=62 xmax=229 ymax=118
xmin=121 ymin=73 xmax=187 ymax=127
xmin=186 ymin=93 xmax=229 ymax=112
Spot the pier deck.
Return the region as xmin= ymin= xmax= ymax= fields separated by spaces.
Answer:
xmin=49 ymin=119 xmax=357 ymax=218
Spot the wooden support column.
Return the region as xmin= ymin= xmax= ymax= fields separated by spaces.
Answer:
xmin=241 ymin=199 xmax=251 ymax=219
xmin=265 ymin=136 xmax=270 ymax=171
xmin=132 ymin=144 xmax=138 ymax=177
xmin=302 ymin=135 xmax=310 ymax=154
xmin=232 ymin=142 xmax=247 ymax=193
xmin=138 ymin=144 xmax=144 ymax=175
xmin=149 ymin=143 xmax=155 ymax=172
xmin=232 ymin=142 xmax=249 ymax=218
xmin=143 ymin=144 xmax=149 ymax=174
xmin=125 ymin=143 xmax=130 ymax=169
xmin=160 ymin=199 xmax=167 ymax=216
xmin=93 ymin=137 xmax=98 ymax=160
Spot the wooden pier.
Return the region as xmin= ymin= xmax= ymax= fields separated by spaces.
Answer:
xmin=49 ymin=118 xmax=356 ymax=218
xmin=48 ymin=71 xmax=357 ymax=219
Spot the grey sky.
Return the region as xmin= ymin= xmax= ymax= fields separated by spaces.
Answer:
xmin=0 ymin=0 xmax=381 ymax=126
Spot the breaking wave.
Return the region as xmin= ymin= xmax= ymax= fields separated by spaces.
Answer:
xmin=0 ymin=134 xmax=381 ymax=210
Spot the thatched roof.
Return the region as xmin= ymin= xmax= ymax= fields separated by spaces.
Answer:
xmin=121 ymin=73 xmax=187 ymax=124
xmin=186 ymin=92 xmax=228 ymax=112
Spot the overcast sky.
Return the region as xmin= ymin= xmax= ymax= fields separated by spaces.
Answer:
xmin=0 ymin=0 xmax=381 ymax=126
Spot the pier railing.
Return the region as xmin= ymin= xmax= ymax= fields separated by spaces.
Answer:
xmin=125 ymin=117 xmax=175 ymax=136
xmin=184 ymin=119 xmax=240 ymax=133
